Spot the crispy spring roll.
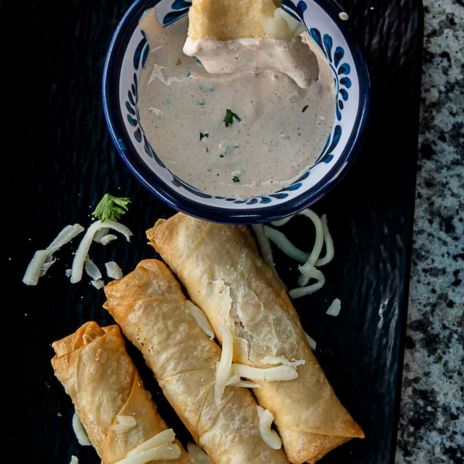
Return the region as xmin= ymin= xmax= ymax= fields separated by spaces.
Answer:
xmin=51 ymin=321 xmax=190 ymax=464
xmin=147 ymin=214 xmax=365 ymax=464
xmin=104 ymin=260 xmax=289 ymax=464
xmin=188 ymin=0 xmax=278 ymax=41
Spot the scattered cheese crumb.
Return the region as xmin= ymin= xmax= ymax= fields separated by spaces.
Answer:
xmin=339 ymin=12 xmax=349 ymax=21
xmin=91 ymin=279 xmax=105 ymax=290
xmin=69 ymin=456 xmax=79 ymax=464
xmin=105 ymin=261 xmax=123 ymax=280
xmin=304 ymin=331 xmax=317 ymax=350
xmin=326 ymin=298 xmax=342 ymax=317
xmin=85 ymin=258 xmax=102 ymax=281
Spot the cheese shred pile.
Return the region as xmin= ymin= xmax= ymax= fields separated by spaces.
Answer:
xmin=22 ymin=224 xmax=84 ymax=286
xmin=253 ymin=209 xmax=335 ymax=299
xmin=23 ymin=220 xmax=131 ymax=289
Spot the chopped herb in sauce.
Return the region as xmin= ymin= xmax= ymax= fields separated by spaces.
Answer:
xmin=200 ymin=132 xmax=209 ymax=140
xmin=302 ymin=105 xmax=309 ymax=113
xmin=224 ymin=109 xmax=241 ymax=127
xmin=232 ymin=176 xmax=241 ymax=183
xmin=196 ymin=98 xmax=206 ymax=106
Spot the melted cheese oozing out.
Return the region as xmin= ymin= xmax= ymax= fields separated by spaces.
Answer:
xmin=138 ymin=11 xmax=335 ymax=199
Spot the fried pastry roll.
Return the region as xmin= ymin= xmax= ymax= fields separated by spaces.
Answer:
xmin=51 ymin=321 xmax=190 ymax=464
xmin=147 ymin=214 xmax=364 ymax=463
xmin=104 ymin=260 xmax=289 ymax=464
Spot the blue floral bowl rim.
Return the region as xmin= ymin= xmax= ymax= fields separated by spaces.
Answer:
xmin=102 ymin=0 xmax=371 ymax=224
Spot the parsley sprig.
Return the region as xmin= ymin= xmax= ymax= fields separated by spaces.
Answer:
xmin=92 ymin=194 xmax=131 ymax=222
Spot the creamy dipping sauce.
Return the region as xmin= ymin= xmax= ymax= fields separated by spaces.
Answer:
xmin=139 ymin=10 xmax=335 ymax=199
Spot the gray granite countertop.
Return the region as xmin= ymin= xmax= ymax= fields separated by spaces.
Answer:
xmin=396 ymin=1 xmax=464 ymax=463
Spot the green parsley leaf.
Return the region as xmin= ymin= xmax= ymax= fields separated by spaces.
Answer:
xmin=232 ymin=176 xmax=241 ymax=183
xmin=92 ymin=193 xmax=131 ymax=222
xmin=200 ymin=132 xmax=209 ymax=140
xmin=302 ymin=105 xmax=309 ymax=113
xmin=224 ymin=109 xmax=241 ymax=127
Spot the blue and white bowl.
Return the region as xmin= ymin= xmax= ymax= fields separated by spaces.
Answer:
xmin=103 ymin=0 xmax=370 ymax=223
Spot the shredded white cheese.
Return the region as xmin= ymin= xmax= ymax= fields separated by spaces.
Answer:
xmin=22 ymin=224 xmax=84 ymax=285
xmin=227 ymin=379 xmax=261 ymax=389
xmin=23 ymin=251 xmax=50 ymax=286
xmin=47 ymin=224 xmax=86 ymax=253
xmin=251 ymin=224 xmax=274 ymax=268
xmin=264 ymin=226 xmax=307 ymax=263
xmin=115 ymin=429 xmax=180 ymax=464
xmin=93 ymin=227 xmax=110 ymax=243
xmin=91 ymin=279 xmax=105 ymax=290
xmin=112 ymin=415 xmax=137 ymax=433
xmin=228 ymin=363 xmax=298 ymax=382
xmin=40 ymin=257 xmax=57 ymax=276
xmin=127 ymin=429 xmax=176 ymax=456
xmin=215 ymin=324 xmax=234 ymax=403
xmin=85 ymin=257 xmax=102 ymax=281
xmin=262 ymin=356 xmax=305 ymax=368
xmin=251 ymin=224 xmax=287 ymax=288
xmin=263 ymin=209 xmax=334 ymax=299
xmin=187 ymin=443 xmax=212 ymax=464
xmin=186 ymin=301 xmax=214 ymax=339
xmin=72 ymin=412 xmax=91 ymax=446
xmin=298 ymin=209 xmax=325 ymax=267
xmin=99 ymin=234 xmax=118 ymax=246
xmin=70 ymin=220 xmax=132 ymax=284
xmin=105 ymin=261 xmax=123 ymax=280
xmin=256 ymin=406 xmax=282 ymax=449
xmin=326 ymin=298 xmax=342 ymax=317
xmin=316 ymin=215 xmax=334 ymax=266
xmin=115 ymin=444 xmax=181 ymax=464
xmin=289 ymin=279 xmax=325 ymax=299
xmin=69 ymin=456 xmax=79 ymax=464
xmin=297 ymin=262 xmax=324 ymax=287
xmin=304 ymin=331 xmax=317 ymax=350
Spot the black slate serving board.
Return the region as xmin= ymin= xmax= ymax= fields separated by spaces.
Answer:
xmin=4 ymin=0 xmax=423 ymax=463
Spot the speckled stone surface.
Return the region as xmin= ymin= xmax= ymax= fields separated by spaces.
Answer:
xmin=396 ymin=1 xmax=464 ymax=463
